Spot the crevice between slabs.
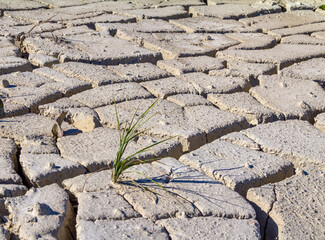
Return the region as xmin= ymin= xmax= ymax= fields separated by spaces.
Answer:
xmin=263 ymin=184 xmax=277 ymax=240
xmin=14 ymin=144 xmax=31 ymax=189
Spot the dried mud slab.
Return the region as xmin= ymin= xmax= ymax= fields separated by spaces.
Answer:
xmin=53 ymin=62 xmax=125 ymax=87
xmin=5 ymin=184 xmax=75 ymax=240
xmin=218 ymin=44 xmax=325 ymax=70
xmin=247 ymin=166 xmax=325 ymax=240
xmin=0 ymin=57 xmax=32 ymax=75
xmin=189 ymin=3 xmax=280 ymax=19
xmin=239 ymin=10 xmax=325 ymax=31
xmin=57 ymin=127 xmax=182 ymax=172
xmin=63 ymin=158 xmax=257 ymax=229
xmin=157 ymin=56 xmax=225 ymax=75
xmin=96 ymin=99 xmax=249 ymax=152
xmin=180 ymin=72 xmax=249 ymax=96
xmin=180 ymin=139 xmax=294 ymax=196
xmin=19 ymin=153 xmax=86 ymax=187
xmin=249 ymin=75 xmax=325 ymax=121
xmin=0 ymin=114 xmax=56 ymax=143
xmin=242 ymin=120 xmax=325 ymax=170
xmin=279 ymin=58 xmax=325 ymax=86
xmin=0 ymin=138 xmax=21 ymax=185
xmin=208 ymin=92 xmax=284 ymax=125
xmin=115 ymin=6 xmax=188 ymax=21
xmin=169 ymin=17 xmax=260 ymax=33
xmin=108 ymin=62 xmax=171 ymax=82
xmin=157 ymin=217 xmax=261 ymax=240
xmin=77 ymin=218 xmax=170 ymax=240
xmin=70 ymin=82 xmax=153 ymax=108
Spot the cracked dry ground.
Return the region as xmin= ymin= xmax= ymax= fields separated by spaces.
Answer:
xmin=1 ymin=0 xmax=325 ymax=239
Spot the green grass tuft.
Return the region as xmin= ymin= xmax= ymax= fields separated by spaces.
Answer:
xmin=111 ymin=99 xmax=172 ymax=183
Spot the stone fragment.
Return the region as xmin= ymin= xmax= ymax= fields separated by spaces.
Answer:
xmin=249 ymin=75 xmax=325 ymax=121
xmin=70 ymin=82 xmax=152 ymax=108
xmin=5 ymin=184 xmax=75 ymax=240
xmin=226 ymin=32 xmax=276 ymax=50
xmin=180 ymin=139 xmax=294 ymax=196
xmin=279 ymin=58 xmax=325 ymax=86
xmin=77 ymin=218 xmax=169 ymax=240
xmin=281 ymin=34 xmax=325 ymax=45
xmin=28 ymin=53 xmax=59 ymax=67
xmin=312 ymin=31 xmax=325 ymax=40
xmin=239 ymin=10 xmax=325 ymax=32
xmin=52 ymin=62 xmax=124 ymax=87
xmin=218 ymin=44 xmax=325 ymax=70
xmin=0 ymin=85 xmax=62 ymax=112
xmin=157 ymin=217 xmax=261 ymax=240
xmin=115 ymin=6 xmax=188 ymax=20
xmin=180 ymin=72 xmax=249 ymax=96
xmin=0 ymin=113 xmax=56 ymax=142
xmin=156 ymin=56 xmax=225 ymax=75
xmin=76 ymin=190 xmax=141 ymax=221
xmin=39 ymin=98 xmax=85 ymax=119
xmin=20 ymin=135 xmax=58 ymax=154
xmin=96 ymin=19 xmax=184 ymax=34
xmin=0 ymin=57 xmax=32 ymax=75
xmin=33 ymin=67 xmax=92 ymax=97
xmin=108 ymin=62 xmax=171 ymax=82
xmin=220 ymin=131 xmax=261 ymax=150
xmin=315 ymin=112 xmax=325 ymax=132
xmin=242 ymin=120 xmax=325 ymax=169
xmin=0 ymin=79 xmax=10 ymax=88
xmin=167 ymin=94 xmax=211 ymax=107
xmin=189 ymin=3 xmax=280 ymax=19
xmin=247 ymin=166 xmax=325 ymax=240
xmin=57 ymin=127 xmax=182 ymax=172
xmin=20 ymin=153 xmax=86 ymax=187
xmin=38 ymin=99 xmax=101 ymax=132
xmin=208 ymin=92 xmax=284 ymax=125
xmin=140 ymin=77 xmax=198 ymax=98
xmin=169 ymin=17 xmax=260 ymax=33
xmin=268 ymin=22 xmax=325 ymax=39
